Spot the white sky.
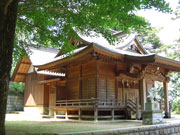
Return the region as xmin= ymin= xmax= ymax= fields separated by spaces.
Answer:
xmin=138 ymin=0 xmax=180 ymax=44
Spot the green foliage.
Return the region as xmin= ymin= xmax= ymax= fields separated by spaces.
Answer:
xmin=172 ymin=98 xmax=180 ymax=114
xmin=155 ymin=43 xmax=180 ymax=102
xmin=138 ymin=27 xmax=163 ymax=51
xmin=155 ymin=81 xmax=164 ymax=99
xmin=13 ymin=0 xmax=172 ymax=62
xmin=9 ymin=82 xmax=24 ymax=95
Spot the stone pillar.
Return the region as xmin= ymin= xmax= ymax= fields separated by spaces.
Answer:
xmin=54 ymin=109 xmax=57 ymax=119
xmin=112 ymin=109 xmax=115 ymax=120
xmin=140 ymin=79 xmax=146 ymax=110
xmin=163 ymin=81 xmax=170 ymax=118
xmin=136 ymin=97 xmax=140 ymax=120
xmin=78 ymin=109 xmax=81 ymax=120
xmin=94 ymin=109 xmax=98 ymax=121
xmin=65 ymin=109 xmax=68 ymax=120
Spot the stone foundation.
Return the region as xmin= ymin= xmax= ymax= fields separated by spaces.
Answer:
xmin=6 ymin=95 xmax=24 ymax=113
xmin=24 ymin=106 xmax=49 ymax=115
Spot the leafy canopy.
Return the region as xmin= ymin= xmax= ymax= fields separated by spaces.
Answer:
xmin=14 ymin=0 xmax=171 ymax=61
xmin=138 ymin=27 xmax=163 ymax=51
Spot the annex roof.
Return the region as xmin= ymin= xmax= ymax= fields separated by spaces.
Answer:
xmin=11 ymin=47 xmax=63 ymax=82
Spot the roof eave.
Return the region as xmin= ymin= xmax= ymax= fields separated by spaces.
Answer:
xmin=35 ymin=45 xmax=94 ymax=71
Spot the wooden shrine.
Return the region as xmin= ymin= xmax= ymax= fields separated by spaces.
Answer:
xmin=12 ymin=32 xmax=180 ymax=120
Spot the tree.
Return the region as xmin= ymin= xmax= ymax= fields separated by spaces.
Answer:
xmin=138 ymin=27 xmax=163 ymax=51
xmin=0 ymin=0 xmax=171 ymax=134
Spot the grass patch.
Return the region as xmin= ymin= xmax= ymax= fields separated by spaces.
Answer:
xmin=6 ymin=121 xmax=109 ymax=135
xmin=6 ymin=120 xmax=143 ymax=135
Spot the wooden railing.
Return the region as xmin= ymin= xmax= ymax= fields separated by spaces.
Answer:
xmin=97 ymin=99 xmax=125 ymax=108
xmin=56 ymin=98 xmax=125 ymax=108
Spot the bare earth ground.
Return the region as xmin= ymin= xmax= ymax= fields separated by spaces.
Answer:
xmin=5 ymin=112 xmax=180 ymax=135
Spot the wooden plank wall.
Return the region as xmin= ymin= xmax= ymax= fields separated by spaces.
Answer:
xmin=98 ymin=61 xmax=116 ymax=100
xmin=98 ymin=78 xmax=116 ymax=100
xmin=67 ymin=60 xmax=97 ymax=100
xmin=97 ymin=61 xmax=141 ymax=102
xmin=44 ymin=84 xmax=49 ymax=106
xmin=67 ymin=64 xmax=80 ymax=99
xmin=66 ymin=59 xmax=142 ymax=102
xmin=82 ymin=78 xmax=96 ymax=99
xmin=56 ymin=84 xmax=67 ymax=100
xmin=24 ymin=73 xmax=44 ymax=106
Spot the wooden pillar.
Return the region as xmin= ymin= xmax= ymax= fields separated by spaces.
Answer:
xmin=140 ymin=79 xmax=146 ymax=110
xmin=163 ymin=81 xmax=170 ymax=118
xmin=94 ymin=109 xmax=98 ymax=121
xmin=78 ymin=109 xmax=81 ymax=120
xmin=112 ymin=109 xmax=115 ymax=120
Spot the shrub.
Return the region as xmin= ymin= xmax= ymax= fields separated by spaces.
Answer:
xmin=9 ymin=82 xmax=24 ymax=96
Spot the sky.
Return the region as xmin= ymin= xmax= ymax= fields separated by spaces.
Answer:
xmin=138 ymin=0 xmax=180 ymax=45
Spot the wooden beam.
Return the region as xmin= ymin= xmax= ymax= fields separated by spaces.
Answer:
xmin=117 ymin=70 xmax=139 ymax=78
xmin=143 ymin=73 xmax=166 ymax=82
xmin=38 ymin=78 xmax=61 ymax=84
xmin=134 ymin=39 xmax=146 ymax=54
xmin=21 ymin=62 xmax=31 ymax=65
xmin=16 ymin=73 xmax=26 ymax=76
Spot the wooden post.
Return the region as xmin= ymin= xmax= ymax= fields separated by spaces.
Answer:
xmin=78 ymin=109 xmax=81 ymax=120
xmin=94 ymin=109 xmax=98 ymax=121
xmin=140 ymin=79 xmax=146 ymax=110
xmin=112 ymin=109 xmax=115 ymax=120
xmin=163 ymin=81 xmax=170 ymax=118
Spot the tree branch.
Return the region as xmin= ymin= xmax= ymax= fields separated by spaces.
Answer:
xmin=18 ymin=5 xmax=67 ymax=14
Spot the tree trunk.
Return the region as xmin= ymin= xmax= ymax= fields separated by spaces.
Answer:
xmin=0 ymin=1 xmax=18 ymax=135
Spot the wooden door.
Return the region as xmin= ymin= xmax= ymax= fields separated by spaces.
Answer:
xmin=98 ymin=78 xmax=115 ymax=100
xmin=49 ymin=85 xmax=56 ymax=116
xmin=107 ymin=79 xmax=115 ymax=100
xmin=81 ymin=78 xmax=96 ymax=99
xmin=124 ymin=88 xmax=139 ymax=102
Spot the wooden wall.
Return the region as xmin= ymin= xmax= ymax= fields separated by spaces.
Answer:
xmin=24 ymin=73 xmax=44 ymax=106
xmin=44 ymin=84 xmax=49 ymax=106
xmin=66 ymin=60 xmax=97 ymax=100
xmin=97 ymin=61 xmax=140 ymax=102
xmin=64 ymin=58 xmax=143 ymax=102
xmin=97 ymin=61 xmax=116 ymax=100
xmin=56 ymin=84 xmax=67 ymax=100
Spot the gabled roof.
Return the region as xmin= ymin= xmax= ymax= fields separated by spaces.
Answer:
xmin=35 ymin=38 xmax=180 ymax=72
xmin=11 ymin=58 xmax=31 ymax=82
xmin=77 ymin=31 xmax=147 ymax=55
xmin=12 ymin=31 xmax=180 ymax=83
xmin=11 ymin=47 xmax=61 ymax=82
